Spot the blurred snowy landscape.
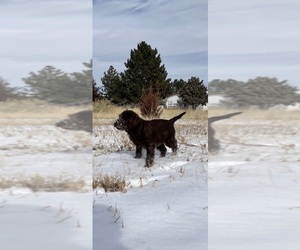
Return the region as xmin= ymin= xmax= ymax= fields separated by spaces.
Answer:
xmin=209 ymin=112 xmax=300 ymax=250
xmin=2 ymin=109 xmax=299 ymax=250
xmin=0 ymin=122 xmax=92 ymax=250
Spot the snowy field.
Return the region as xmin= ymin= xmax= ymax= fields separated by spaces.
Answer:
xmin=209 ymin=113 xmax=300 ymax=250
xmin=0 ymin=122 xmax=92 ymax=250
xmin=2 ymin=109 xmax=299 ymax=249
xmin=93 ymin=118 xmax=208 ymax=249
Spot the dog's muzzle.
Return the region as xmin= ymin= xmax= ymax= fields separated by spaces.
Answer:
xmin=114 ymin=118 xmax=127 ymax=131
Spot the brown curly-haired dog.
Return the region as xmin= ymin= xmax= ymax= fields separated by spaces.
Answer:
xmin=114 ymin=110 xmax=186 ymax=167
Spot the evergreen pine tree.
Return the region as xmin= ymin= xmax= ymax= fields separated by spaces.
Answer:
xmin=170 ymin=79 xmax=187 ymax=94
xmin=122 ymin=41 xmax=172 ymax=103
xmin=22 ymin=61 xmax=92 ymax=104
xmin=93 ymin=80 xmax=102 ymax=101
xmin=100 ymin=66 xmax=127 ymax=104
xmin=219 ymin=77 xmax=300 ymax=108
xmin=179 ymin=77 xmax=208 ymax=109
xmin=0 ymin=77 xmax=19 ymax=101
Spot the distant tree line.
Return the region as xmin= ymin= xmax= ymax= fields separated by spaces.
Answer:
xmin=0 ymin=77 xmax=20 ymax=101
xmin=93 ymin=41 xmax=208 ymax=109
xmin=0 ymin=60 xmax=92 ymax=105
xmin=209 ymin=77 xmax=300 ymax=108
xmin=3 ymin=49 xmax=298 ymax=110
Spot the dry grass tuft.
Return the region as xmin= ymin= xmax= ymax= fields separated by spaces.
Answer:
xmin=140 ymin=87 xmax=161 ymax=119
xmin=0 ymin=99 xmax=90 ymax=125
xmin=93 ymin=173 xmax=127 ymax=192
xmin=93 ymin=99 xmax=118 ymax=114
xmin=209 ymin=108 xmax=300 ymax=121
xmin=93 ymin=100 xmax=140 ymax=122
xmin=0 ymin=174 xmax=87 ymax=192
xmin=93 ymin=100 xmax=207 ymax=125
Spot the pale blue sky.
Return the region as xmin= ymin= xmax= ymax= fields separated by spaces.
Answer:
xmin=209 ymin=0 xmax=300 ymax=88
xmin=1 ymin=1 xmax=299 ymax=89
xmin=93 ymin=0 xmax=208 ymax=85
xmin=0 ymin=0 xmax=92 ymax=88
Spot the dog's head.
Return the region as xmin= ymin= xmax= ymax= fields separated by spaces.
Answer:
xmin=114 ymin=110 xmax=141 ymax=131
xmin=114 ymin=116 xmax=128 ymax=131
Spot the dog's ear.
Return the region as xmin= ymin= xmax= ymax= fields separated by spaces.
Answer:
xmin=122 ymin=110 xmax=141 ymax=130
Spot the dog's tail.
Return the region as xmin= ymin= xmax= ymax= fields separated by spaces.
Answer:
xmin=208 ymin=112 xmax=242 ymax=124
xmin=170 ymin=112 xmax=186 ymax=123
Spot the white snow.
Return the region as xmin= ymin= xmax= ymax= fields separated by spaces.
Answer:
xmin=3 ymin=112 xmax=297 ymax=249
xmin=93 ymin=120 xmax=208 ymax=249
xmin=0 ymin=124 xmax=92 ymax=250
xmin=209 ymin=117 xmax=300 ymax=250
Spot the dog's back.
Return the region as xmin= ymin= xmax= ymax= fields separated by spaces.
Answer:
xmin=141 ymin=112 xmax=185 ymax=145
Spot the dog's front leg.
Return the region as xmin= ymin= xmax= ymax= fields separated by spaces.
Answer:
xmin=145 ymin=145 xmax=155 ymax=167
xmin=135 ymin=146 xmax=142 ymax=158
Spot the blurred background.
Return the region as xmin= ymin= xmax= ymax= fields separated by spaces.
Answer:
xmin=0 ymin=1 xmax=92 ymax=249
xmin=208 ymin=1 xmax=300 ymax=249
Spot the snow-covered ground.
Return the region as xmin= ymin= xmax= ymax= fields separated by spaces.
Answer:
xmin=0 ymin=123 xmax=92 ymax=250
xmin=3 ymin=112 xmax=298 ymax=249
xmin=209 ymin=117 xmax=300 ymax=250
xmin=93 ymin=119 xmax=208 ymax=249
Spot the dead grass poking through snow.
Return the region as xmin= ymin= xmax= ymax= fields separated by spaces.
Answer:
xmin=0 ymin=99 xmax=90 ymax=124
xmin=93 ymin=173 xmax=127 ymax=192
xmin=209 ymin=108 xmax=300 ymax=121
xmin=0 ymin=174 xmax=87 ymax=192
xmin=93 ymin=100 xmax=207 ymax=125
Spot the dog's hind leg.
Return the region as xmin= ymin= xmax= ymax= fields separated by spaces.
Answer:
xmin=145 ymin=145 xmax=155 ymax=167
xmin=165 ymin=137 xmax=178 ymax=155
xmin=157 ymin=144 xmax=167 ymax=157
xmin=135 ymin=146 xmax=142 ymax=158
